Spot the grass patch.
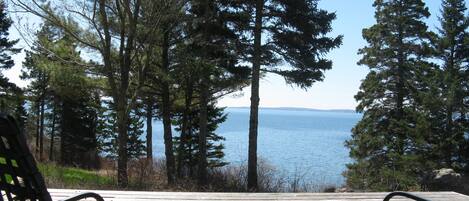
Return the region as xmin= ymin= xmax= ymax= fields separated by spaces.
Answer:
xmin=38 ymin=163 xmax=115 ymax=189
xmin=0 ymin=157 xmax=6 ymax=164
xmin=0 ymin=157 xmax=17 ymax=183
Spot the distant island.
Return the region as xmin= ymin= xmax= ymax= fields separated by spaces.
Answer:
xmin=228 ymin=107 xmax=356 ymax=113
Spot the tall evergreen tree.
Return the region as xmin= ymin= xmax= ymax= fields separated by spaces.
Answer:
xmin=420 ymin=0 xmax=469 ymax=173
xmin=0 ymin=0 xmax=19 ymax=76
xmin=21 ymin=22 xmax=54 ymax=160
xmin=140 ymin=0 xmax=187 ymax=184
xmin=143 ymin=95 xmax=156 ymax=161
xmin=98 ymin=103 xmax=146 ymax=160
xmin=173 ymin=104 xmax=229 ymax=177
xmin=184 ymin=0 xmax=250 ymax=186
xmin=231 ymin=0 xmax=342 ymax=190
xmin=346 ymin=0 xmax=432 ymax=191
xmin=0 ymin=0 xmax=22 ymax=122
xmin=22 ymin=22 xmax=101 ymax=168
xmin=15 ymin=0 xmax=150 ymax=186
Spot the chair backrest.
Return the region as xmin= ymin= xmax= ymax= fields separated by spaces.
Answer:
xmin=0 ymin=114 xmax=52 ymax=201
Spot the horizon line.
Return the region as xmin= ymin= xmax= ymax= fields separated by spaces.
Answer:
xmin=224 ymin=106 xmax=357 ymax=112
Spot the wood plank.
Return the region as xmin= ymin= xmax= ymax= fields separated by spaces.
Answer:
xmin=48 ymin=191 xmax=465 ymax=199
xmin=48 ymin=192 xmax=468 ymax=200
xmin=48 ymin=189 xmax=469 ymax=201
xmin=47 ymin=189 xmax=463 ymax=196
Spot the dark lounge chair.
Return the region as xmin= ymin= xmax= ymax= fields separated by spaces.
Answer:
xmin=384 ymin=192 xmax=430 ymax=201
xmin=0 ymin=114 xmax=104 ymax=201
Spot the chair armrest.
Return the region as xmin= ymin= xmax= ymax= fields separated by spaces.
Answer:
xmin=384 ymin=192 xmax=430 ymax=201
xmin=63 ymin=192 xmax=104 ymax=201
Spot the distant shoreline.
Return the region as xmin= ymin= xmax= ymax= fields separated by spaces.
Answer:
xmin=226 ymin=106 xmax=357 ymax=113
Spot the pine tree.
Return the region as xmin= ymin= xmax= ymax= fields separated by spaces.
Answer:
xmin=0 ymin=0 xmax=22 ymax=121
xmin=230 ymin=0 xmax=342 ymax=190
xmin=420 ymin=0 xmax=469 ymax=173
xmin=21 ymin=22 xmax=54 ymax=160
xmin=143 ymin=95 xmax=156 ymax=161
xmin=174 ymin=104 xmax=228 ymax=177
xmin=16 ymin=0 xmax=148 ymax=186
xmin=346 ymin=0 xmax=432 ymax=191
xmin=177 ymin=0 xmax=250 ymax=185
xmin=98 ymin=102 xmax=146 ymax=160
xmin=47 ymin=97 xmax=58 ymax=161
xmin=22 ymin=22 xmax=101 ymax=168
xmin=0 ymin=0 xmax=19 ymax=72
xmin=142 ymin=0 xmax=186 ymax=184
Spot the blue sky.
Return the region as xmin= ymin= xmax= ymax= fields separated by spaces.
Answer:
xmin=3 ymin=0 xmax=460 ymax=110
xmin=219 ymin=0 xmax=450 ymax=110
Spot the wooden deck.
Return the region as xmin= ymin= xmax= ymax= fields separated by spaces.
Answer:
xmin=49 ymin=189 xmax=469 ymax=201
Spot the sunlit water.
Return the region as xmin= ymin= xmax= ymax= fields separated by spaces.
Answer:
xmin=151 ymin=107 xmax=361 ymax=186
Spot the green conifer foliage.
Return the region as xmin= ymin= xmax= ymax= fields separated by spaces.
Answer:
xmin=174 ymin=104 xmax=228 ymax=175
xmin=22 ymin=21 xmax=101 ymax=168
xmin=98 ymin=103 xmax=146 ymax=160
xmin=419 ymin=0 xmax=469 ymax=173
xmin=0 ymin=1 xmax=19 ymax=71
xmin=0 ymin=0 xmax=22 ymax=120
xmin=346 ymin=0 xmax=432 ymax=191
xmin=227 ymin=0 xmax=342 ymax=190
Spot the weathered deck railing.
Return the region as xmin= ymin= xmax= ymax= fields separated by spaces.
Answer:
xmin=48 ymin=189 xmax=469 ymax=201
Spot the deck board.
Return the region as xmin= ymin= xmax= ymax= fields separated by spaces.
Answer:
xmin=48 ymin=189 xmax=469 ymax=201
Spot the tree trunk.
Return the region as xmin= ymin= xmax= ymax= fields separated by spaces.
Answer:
xmin=446 ymin=106 xmax=454 ymax=166
xmin=198 ymin=80 xmax=209 ymax=186
xmin=49 ymin=101 xmax=57 ymax=161
xmin=161 ymin=31 xmax=176 ymax=184
xmin=116 ymin=0 xmax=140 ymax=187
xmin=396 ymin=36 xmax=404 ymax=120
xmin=395 ymin=30 xmax=405 ymax=159
xmin=188 ymin=129 xmax=194 ymax=178
xmin=116 ymin=97 xmax=129 ymax=187
xmin=162 ymin=82 xmax=175 ymax=185
xmin=177 ymin=78 xmax=193 ymax=178
xmin=35 ymin=101 xmax=40 ymax=155
xmin=248 ymin=0 xmax=263 ymax=192
xmin=60 ymin=101 xmax=68 ymax=165
xmin=0 ymin=99 xmax=5 ymax=113
xmin=39 ymin=97 xmax=45 ymax=161
xmin=146 ymin=100 xmax=153 ymax=161
xmin=445 ymin=52 xmax=456 ymax=168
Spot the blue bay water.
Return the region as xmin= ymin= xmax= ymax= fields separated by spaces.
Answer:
xmin=151 ymin=107 xmax=361 ymax=186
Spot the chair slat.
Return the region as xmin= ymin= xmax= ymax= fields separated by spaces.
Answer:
xmin=0 ymin=114 xmax=52 ymax=201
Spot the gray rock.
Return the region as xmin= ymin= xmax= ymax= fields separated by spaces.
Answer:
xmin=427 ymin=168 xmax=468 ymax=195
xmin=335 ymin=187 xmax=354 ymax=193
xmin=433 ymin=168 xmax=462 ymax=182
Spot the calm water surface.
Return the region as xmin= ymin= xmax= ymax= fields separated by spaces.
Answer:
xmin=151 ymin=107 xmax=361 ymax=186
